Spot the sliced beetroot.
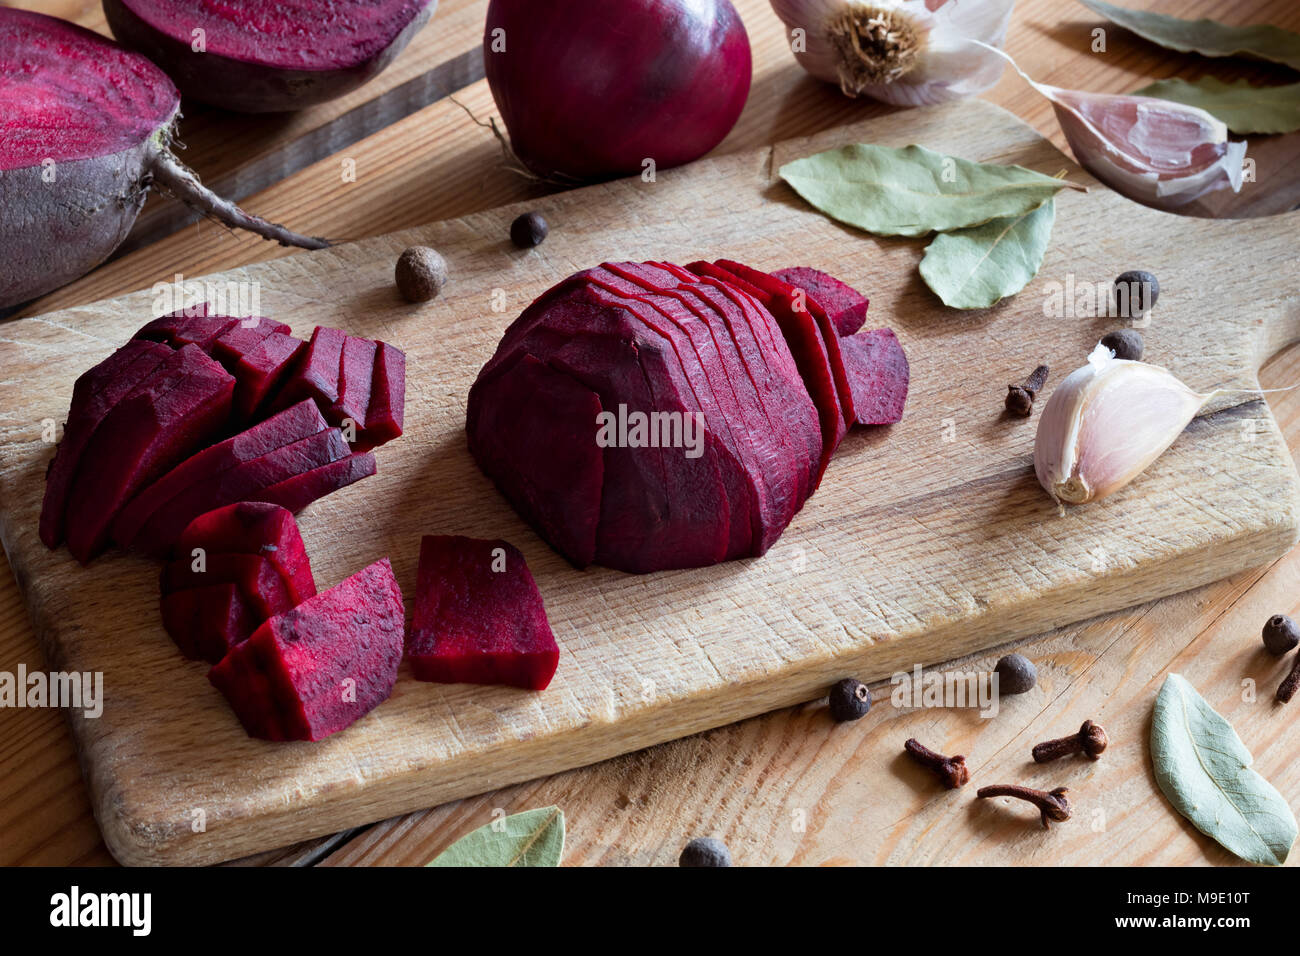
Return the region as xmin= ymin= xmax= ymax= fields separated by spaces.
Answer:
xmin=210 ymin=317 xmax=293 ymax=368
xmin=175 ymin=502 xmax=316 ymax=605
xmin=208 ymin=558 xmax=405 ymax=742
xmin=271 ymin=326 xmax=346 ymax=410
xmin=356 ymin=341 xmax=406 ymax=451
xmin=39 ymin=338 xmax=173 ymax=548
xmin=64 ymin=345 xmax=235 ymax=563
xmin=331 ymin=335 xmax=377 ymax=436
xmin=131 ymin=427 xmax=352 ymax=558
xmin=0 ymin=8 xmax=327 ymax=310
xmin=160 ymin=582 xmax=257 ymax=663
xmin=772 ymin=267 xmax=870 ymax=337
xmin=104 ymin=0 xmax=436 ymax=113
xmin=254 ymin=452 xmax=376 ymax=513
xmin=839 ymin=329 xmax=910 ymax=426
xmin=229 ymin=332 xmax=306 ymax=419
xmin=162 ymin=552 xmax=294 ymax=625
xmin=408 ymin=536 xmax=559 ymax=691
xmin=112 ymin=398 xmax=328 ymax=553
xmin=468 ymin=353 xmax=605 ymax=568
xmin=135 ymin=308 xmax=241 ymax=350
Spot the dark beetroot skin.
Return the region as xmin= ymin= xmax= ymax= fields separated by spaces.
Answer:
xmin=103 ymin=0 xmax=437 ymax=113
xmin=408 ymin=536 xmax=560 ymax=690
xmin=175 ymin=502 xmax=316 ymax=606
xmin=209 ymin=558 xmax=405 ymax=741
xmin=483 ymin=0 xmax=751 ymax=182
xmin=0 ymin=9 xmax=327 ymax=311
xmin=467 ymin=261 xmax=906 ymax=574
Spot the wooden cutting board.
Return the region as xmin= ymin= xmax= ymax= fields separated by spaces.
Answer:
xmin=1 ymin=99 xmax=1297 ymax=866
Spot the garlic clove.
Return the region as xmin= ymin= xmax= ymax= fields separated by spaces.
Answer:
xmin=1045 ymin=87 xmax=1247 ymax=209
xmin=1034 ymin=345 xmax=1207 ymax=504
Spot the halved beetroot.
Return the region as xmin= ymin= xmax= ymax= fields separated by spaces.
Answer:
xmin=64 ymin=345 xmax=235 ymax=563
xmin=331 ymin=335 xmax=377 ymax=435
xmin=160 ymin=582 xmax=257 ymax=663
xmin=162 ymin=552 xmax=294 ymax=621
xmin=356 ymin=341 xmax=405 ymax=451
xmin=208 ymin=558 xmax=405 ymax=742
xmin=175 ymin=502 xmax=316 ymax=605
xmin=131 ymin=427 xmax=352 ymax=557
xmin=468 ymin=353 xmax=605 ymax=568
xmin=408 ymin=536 xmax=559 ymax=690
xmin=272 ymin=326 xmax=345 ymax=409
xmin=103 ymin=0 xmax=436 ymax=113
xmin=772 ymin=267 xmax=870 ymax=337
xmin=39 ymin=338 xmax=173 ymax=548
xmin=112 ymin=398 xmax=328 ymax=553
xmin=254 ymin=452 xmax=376 ymax=514
xmin=839 ymin=329 xmax=910 ymax=426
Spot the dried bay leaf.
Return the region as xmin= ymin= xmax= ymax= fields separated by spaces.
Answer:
xmin=1132 ymin=77 xmax=1300 ymax=135
xmin=426 ymin=806 xmax=565 ymax=867
xmin=1151 ymin=674 xmax=1296 ymax=866
xmin=918 ymin=198 xmax=1055 ymax=309
xmin=778 ymin=143 xmax=1076 ymax=238
xmin=1079 ymin=0 xmax=1300 ymax=71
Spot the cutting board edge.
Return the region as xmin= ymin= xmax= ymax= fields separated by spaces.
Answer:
xmin=86 ymin=509 xmax=1300 ymax=866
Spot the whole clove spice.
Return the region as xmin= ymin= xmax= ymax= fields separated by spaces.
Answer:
xmin=1031 ymin=719 xmax=1108 ymax=762
xmin=1006 ymin=364 xmax=1049 ymax=417
xmin=903 ymin=738 xmax=970 ymax=789
xmin=977 ymin=784 xmax=1072 ymax=828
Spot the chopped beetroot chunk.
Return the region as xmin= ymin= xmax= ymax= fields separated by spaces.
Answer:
xmin=208 ymin=558 xmax=405 ymax=741
xmin=162 ymin=552 xmax=295 ymax=621
xmin=160 ymin=582 xmax=257 ymax=663
xmin=254 ymin=452 xmax=376 ymax=514
xmin=356 ymin=341 xmax=405 ymax=451
xmin=175 ymin=502 xmax=316 ymax=605
xmin=408 ymin=536 xmax=559 ymax=690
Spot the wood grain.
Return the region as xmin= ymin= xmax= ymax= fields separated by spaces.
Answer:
xmin=2 ymin=99 xmax=1298 ymax=865
xmin=3 ymin=0 xmax=1299 ymax=868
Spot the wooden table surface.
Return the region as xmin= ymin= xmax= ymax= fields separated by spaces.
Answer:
xmin=3 ymin=0 xmax=1298 ymax=867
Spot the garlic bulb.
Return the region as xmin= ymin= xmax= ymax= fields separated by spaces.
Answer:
xmin=1034 ymin=345 xmax=1208 ymax=505
xmin=769 ymin=0 xmax=1015 ymax=106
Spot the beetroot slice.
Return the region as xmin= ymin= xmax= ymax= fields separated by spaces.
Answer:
xmin=64 ymin=345 xmax=235 ymax=563
xmin=112 ymin=398 xmax=328 ymax=553
xmin=271 ymin=326 xmax=345 ymax=409
xmin=39 ymin=339 xmax=173 ymax=548
xmin=103 ymin=0 xmax=436 ymax=113
xmin=162 ymin=552 xmax=294 ymax=621
xmin=210 ymin=317 xmax=293 ymax=366
xmin=839 ymin=329 xmax=910 ymax=426
xmin=131 ymin=427 xmax=351 ymax=558
xmin=408 ymin=537 xmax=559 ymax=691
xmin=0 ymin=9 xmax=326 ymax=310
xmin=468 ymin=353 xmax=604 ymax=568
xmin=160 ymin=582 xmax=257 ymax=663
xmin=135 ymin=308 xmax=241 ymax=350
xmin=255 ymin=452 xmax=376 ymax=514
xmin=332 ymin=335 xmax=377 ymax=436
xmin=229 ymin=332 xmax=306 ymax=419
xmin=772 ymin=267 xmax=870 ymax=337
xmin=176 ymin=502 xmax=316 ymax=605
xmin=208 ymin=558 xmax=405 ymax=742
xmin=356 ymin=341 xmax=406 ymax=451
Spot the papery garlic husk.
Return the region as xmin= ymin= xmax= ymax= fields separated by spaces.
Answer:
xmin=1034 ymin=345 xmax=1208 ymax=504
xmin=769 ymin=0 xmax=1015 ymax=105
xmin=1045 ymin=88 xmax=1247 ymax=209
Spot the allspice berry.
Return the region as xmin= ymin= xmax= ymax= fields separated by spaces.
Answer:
xmin=510 ymin=211 xmax=549 ymax=248
xmin=1262 ymin=614 xmax=1300 ymax=656
xmin=395 ymin=246 xmax=448 ymax=302
xmin=1100 ymin=328 xmax=1144 ymax=361
xmin=994 ymin=654 xmax=1037 ymax=695
xmin=679 ymin=837 xmax=731 ymax=867
xmin=828 ymin=678 xmax=871 ymax=722
xmin=1114 ymin=270 xmax=1159 ymax=316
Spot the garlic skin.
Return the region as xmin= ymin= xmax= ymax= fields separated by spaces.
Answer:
xmin=769 ymin=0 xmax=1015 ymax=105
xmin=1034 ymin=345 xmax=1207 ymax=505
